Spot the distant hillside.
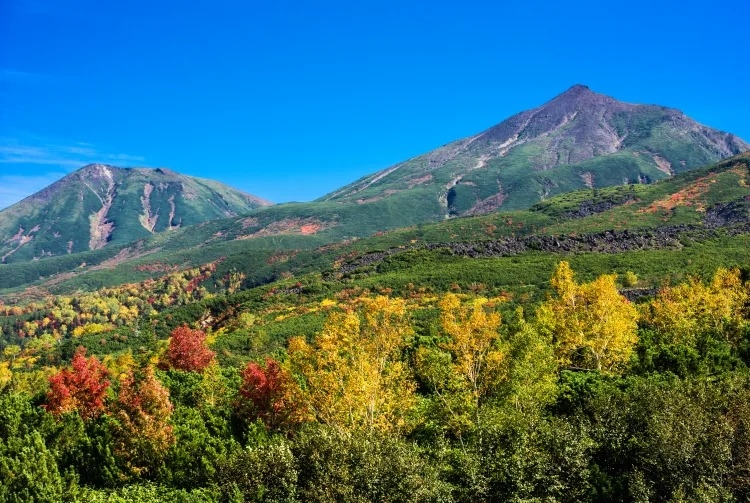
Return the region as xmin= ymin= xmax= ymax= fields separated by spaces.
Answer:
xmin=0 ymin=164 xmax=271 ymax=263
xmin=322 ymin=84 xmax=747 ymax=215
xmin=2 ymin=152 xmax=749 ymax=298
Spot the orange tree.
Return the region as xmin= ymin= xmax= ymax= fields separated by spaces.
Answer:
xmin=165 ymin=325 xmax=215 ymax=373
xmin=44 ymin=346 xmax=110 ymax=421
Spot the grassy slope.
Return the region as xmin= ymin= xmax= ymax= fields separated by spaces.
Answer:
xmin=0 ymin=166 xmax=270 ymax=264
xmin=321 ymin=105 xmax=744 ymax=215
xmin=1 ymin=154 xmax=748 ymax=301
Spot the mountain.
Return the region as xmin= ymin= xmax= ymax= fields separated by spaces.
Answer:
xmin=3 ymin=152 xmax=749 ymax=297
xmin=0 ymin=85 xmax=746 ymax=272
xmin=0 ymin=164 xmax=271 ymax=264
xmin=322 ymin=84 xmax=748 ymax=215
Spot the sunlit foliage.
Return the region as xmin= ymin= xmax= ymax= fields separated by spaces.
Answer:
xmin=538 ymin=261 xmax=639 ymax=372
xmin=44 ymin=347 xmax=110 ymax=421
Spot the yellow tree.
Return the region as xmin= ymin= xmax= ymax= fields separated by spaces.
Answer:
xmin=0 ymin=362 xmax=11 ymax=389
xmin=644 ymin=267 xmax=749 ymax=346
xmin=288 ymin=296 xmax=415 ymax=433
xmin=439 ymin=293 xmax=505 ymax=411
xmin=537 ymin=262 xmax=638 ymax=372
xmin=415 ymin=293 xmax=506 ymax=447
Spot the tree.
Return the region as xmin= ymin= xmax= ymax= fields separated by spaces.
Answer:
xmin=415 ymin=293 xmax=506 ymax=447
xmin=216 ymin=439 xmax=298 ymax=503
xmin=112 ymin=366 xmax=175 ymax=478
xmin=0 ymin=392 xmax=75 ymax=501
xmin=537 ymin=262 xmax=638 ymax=372
xmin=165 ymin=325 xmax=215 ymax=373
xmin=2 ymin=345 xmax=21 ymax=366
xmin=158 ymin=406 xmax=237 ymax=490
xmin=292 ymin=425 xmax=451 ymax=503
xmin=288 ymin=296 xmax=415 ymax=433
xmin=643 ymin=267 xmax=749 ymax=346
xmin=0 ymin=431 xmax=70 ymax=502
xmin=45 ymin=346 xmax=110 ymax=421
xmin=500 ymin=308 xmax=558 ymax=415
xmin=0 ymin=362 xmax=11 ymax=390
xmin=439 ymin=293 xmax=505 ymax=410
xmin=238 ymin=358 xmax=308 ymax=432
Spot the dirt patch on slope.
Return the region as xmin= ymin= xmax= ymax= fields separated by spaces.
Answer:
xmin=93 ymin=246 xmax=163 ymax=270
xmin=356 ymin=189 xmax=400 ymax=204
xmin=653 ymin=155 xmax=673 ymax=176
xmin=407 ymin=174 xmax=433 ymax=188
xmin=237 ymin=218 xmax=332 ymax=239
xmin=580 ymin=172 xmax=594 ymax=188
xmin=465 ymin=188 xmax=508 ymax=216
xmin=139 ymin=183 xmax=159 ymax=232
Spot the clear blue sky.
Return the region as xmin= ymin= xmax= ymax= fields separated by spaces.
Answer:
xmin=1 ymin=0 xmax=748 ymax=208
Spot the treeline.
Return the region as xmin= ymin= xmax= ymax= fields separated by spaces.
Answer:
xmin=2 ymin=263 xmax=750 ymax=502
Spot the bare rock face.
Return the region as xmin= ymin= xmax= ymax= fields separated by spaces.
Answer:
xmin=0 ymin=165 xmax=272 ymax=263
xmin=323 ymin=85 xmax=748 ymax=216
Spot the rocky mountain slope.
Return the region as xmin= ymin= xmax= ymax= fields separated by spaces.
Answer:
xmin=322 ymin=85 xmax=747 ymax=215
xmin=0 ymin=85 xmax=746 ymax=272
xmin=0 ymin=164 xmax=271 ymax=263
xmin=2 ymin=152 xmax=749 ymax=297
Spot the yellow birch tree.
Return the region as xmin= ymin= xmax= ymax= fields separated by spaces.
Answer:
xmin=288 ymin=296 xmax=415 ymax=433
xmin=538 ymin=262 xmax=638 ymax=372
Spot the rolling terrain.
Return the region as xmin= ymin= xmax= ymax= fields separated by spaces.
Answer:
xmin=1 ymin=85 xmax=745 ymax=279
xmin=2 ymin=140 xmax=750 ymax=503
xmin=2 ymin=152 xmax=749 ymax=300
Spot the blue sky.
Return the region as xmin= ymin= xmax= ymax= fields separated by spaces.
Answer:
xmin=1 ymin=0 xmax=748 ymax=208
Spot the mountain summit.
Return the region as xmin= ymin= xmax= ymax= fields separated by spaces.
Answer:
xmin=323 ymin=85 xmax=748 ymax=215
xmin=0 ymin=164 xmax=271 ymax=263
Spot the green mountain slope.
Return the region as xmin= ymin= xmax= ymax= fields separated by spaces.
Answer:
xmin=2 ymin=153 xmax=748 ymax=298
xmin=322 ymin=85 xmax=747 ymax=214
xmin=0 ymin=164 xmax=271 ymax=264
xmin=0 ymin=86 xmax=746 ymax=286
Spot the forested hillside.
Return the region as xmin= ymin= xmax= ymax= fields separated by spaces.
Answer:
xmin=1 ymin=154 xmax=750 ymax=501
xmin=3 ymin=260 xmax=750 ymax=502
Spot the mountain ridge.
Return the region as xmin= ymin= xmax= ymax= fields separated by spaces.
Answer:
xmin=1 ymin=85 xmax=747 ymax=269
xmin=322 ymin=85 xmax=747 ymax=215
xmin=0 ymin=164 xmax=272 ymax=263
xmin=2 ymin=152 xmax=749 ymax=300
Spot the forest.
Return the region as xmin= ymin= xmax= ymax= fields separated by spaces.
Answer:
xmin=2 ymin=260 xmax=750 ymax=502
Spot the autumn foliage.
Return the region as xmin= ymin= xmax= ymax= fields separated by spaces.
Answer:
xmin=537 ymin=261 xmax=639 ymax=372
xmin=644 ymin=267 xmax=749 ymax=346
xmin=165 ymin=325 xmax=215 ymax=372
xmin=288 ymin=296 xmax=416 ymax=433
xmin=112 ymin=366 xmax=175 ymax=477
xmin=439 ymin=293 xmax=505 ymax=402
xmin=45 ymin=346 xmax=110 ymax=421
xmin=238 ymin=358 xmax=308 ymax=431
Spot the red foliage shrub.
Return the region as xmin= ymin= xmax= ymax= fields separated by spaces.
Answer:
xmin=165 ymin=325 xmax=215 ymax=372
xmin=238 ymin=358 xmax=307 ymax=431
xmin=45 ymin=346 xmax=110 ymax=421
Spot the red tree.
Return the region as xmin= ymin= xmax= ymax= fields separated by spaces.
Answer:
xmin=45 ymin=346 xmax=110 ymax=421
xmin=165 ymin=325 xmax=215 ymax=372
xmin=238 ymin=358 xmax=307 ymax=431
